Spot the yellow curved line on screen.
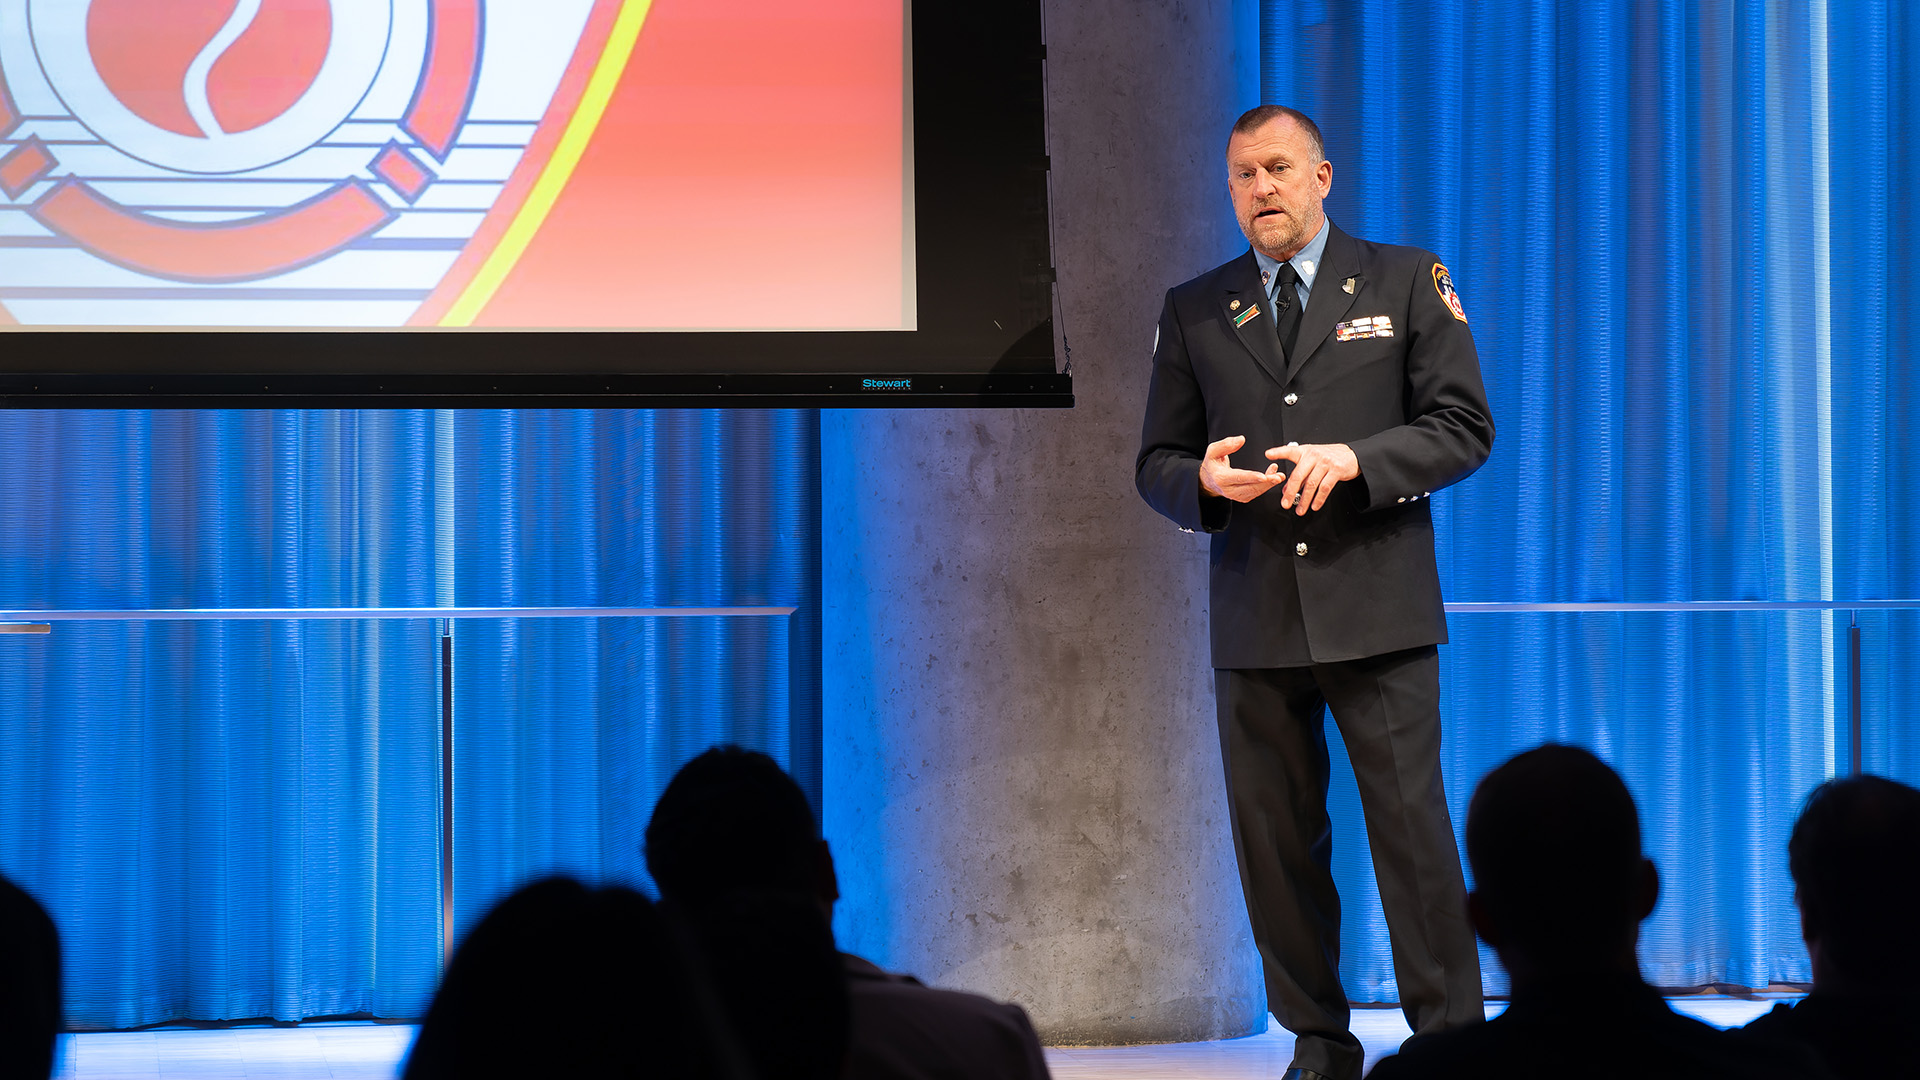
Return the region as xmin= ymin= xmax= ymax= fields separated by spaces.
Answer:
xmin=440 ymin=0 xmax=655 ymax=327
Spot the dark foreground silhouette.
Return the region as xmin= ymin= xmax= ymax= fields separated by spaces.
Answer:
xmin=1742 ymin=773 xmax=1920 ymax=1079
xmin=1366 ymin=744 xmax=1830 ymax=1080
xmin=0 ymin=873 xmax=59 ymax=1080
xmin=647 ymin=746 xmax=1051 ymax=1080
xmin=401 ymin=877 xmax=752 ymax=1080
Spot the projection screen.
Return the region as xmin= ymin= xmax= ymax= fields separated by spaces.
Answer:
xmin=0 ymin=0 xmax=1065 ymax=407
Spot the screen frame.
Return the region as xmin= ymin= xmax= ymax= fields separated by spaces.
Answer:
xmin=0 ymin=0 xmax=1068 ymax=409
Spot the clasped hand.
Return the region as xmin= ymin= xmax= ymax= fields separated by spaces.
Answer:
xmin=1199 ymin=436 xmax=1359 ymax=515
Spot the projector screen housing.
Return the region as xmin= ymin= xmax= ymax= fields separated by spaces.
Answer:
xmin=0 ymin=0 xmax=1065 ymax=408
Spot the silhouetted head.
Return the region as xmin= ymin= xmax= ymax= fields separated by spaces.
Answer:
xmin=403 ymin=877 xmax=740 ymax=1080
xmin=0 ymin=874 xmax=60 ymax=1080
xmin=1788 ymin=773 xmax=1920 ymax=990
xmin=645 ymin=748 xmax=850 ymax=1079
xmin=645 ymin=746 xmax=833 ymax=908
xmin=1466 ymin=744 xmax=1656 ymax=973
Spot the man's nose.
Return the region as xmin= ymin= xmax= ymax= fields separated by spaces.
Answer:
xmin=1250 ymin=169 xmax=1277 ymax=196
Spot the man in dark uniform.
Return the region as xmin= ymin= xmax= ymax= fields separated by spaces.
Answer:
xmin=1135 ymin=105 xmax=1493 ymax=1080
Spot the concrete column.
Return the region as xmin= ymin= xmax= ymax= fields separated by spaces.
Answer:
xmin=821 ymin=1 xmax=1266 ymax=1046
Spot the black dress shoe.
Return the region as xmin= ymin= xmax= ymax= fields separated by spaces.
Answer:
xmin=1282 ymin=1069 xmax=1335 ymax=1080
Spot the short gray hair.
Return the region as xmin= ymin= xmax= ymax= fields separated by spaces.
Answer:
xmin=1230 ymin=105 xmax=1325 ymax=163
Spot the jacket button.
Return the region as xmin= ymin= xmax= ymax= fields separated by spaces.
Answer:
xmin=1284 ymin=393 xmax=1299 ymax=406
xmin=1295 ymin=542 xmax=1309 ymax=556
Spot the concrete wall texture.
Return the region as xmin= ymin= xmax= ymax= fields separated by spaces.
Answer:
xmin=821 ymin=0 xmax=1269 ymax=1045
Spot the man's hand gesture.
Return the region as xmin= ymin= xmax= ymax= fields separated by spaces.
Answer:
xmin=1199 ymin=436 xmax=1286 ymax=503
xmin=1267 ymin=442 xmax=1360 ymax=515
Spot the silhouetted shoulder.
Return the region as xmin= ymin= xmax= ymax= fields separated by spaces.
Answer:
xmin=1366 ymin=996 xmax=1831 ymax=1080
xmin=842 ymin=953 xmax=1050 ymax=1080
xmin=1740 ymin=994 xmax=1920 ymax=1079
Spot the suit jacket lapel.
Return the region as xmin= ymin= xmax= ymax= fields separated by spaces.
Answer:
xmin=1286 ymin=224 xmax=1362 ymax=384
xmin=1222 ymin=251 xmax=1288 ymax=388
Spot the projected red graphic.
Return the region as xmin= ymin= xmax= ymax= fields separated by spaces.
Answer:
xmin=434 ymin=0 xmax=908 ymax=329
xmin=15 ymin=0 xmax=471 ymax=284
xmin=405 ymin=0 xmax=478 ymax=158
xmin=37 ymin=178 xmax=393 ymax=281
xmin=0 ymin=0 xmax=905 ymax=328
xmin=87 ymin=0 xmax=330 ymax=138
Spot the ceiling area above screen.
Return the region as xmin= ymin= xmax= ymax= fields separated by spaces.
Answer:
xmin=0 ymin=0 xmax=1065 ymax=408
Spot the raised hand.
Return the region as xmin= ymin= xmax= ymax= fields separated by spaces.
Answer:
xmin=1199 ymin=435 xmax=1287 ymax=503
xmin=1266 ymin=442 xmax=1359 ymax=515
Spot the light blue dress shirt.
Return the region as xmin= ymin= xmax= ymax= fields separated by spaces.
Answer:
xmin=1253 ymin=216 xmax=1331 ymax=311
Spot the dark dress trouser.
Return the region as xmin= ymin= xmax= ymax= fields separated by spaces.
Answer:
xmin=1215 ymin=645 xmax=1483 ymax=1080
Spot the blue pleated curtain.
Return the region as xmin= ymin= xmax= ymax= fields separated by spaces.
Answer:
xmin=447 ymin=410 xmax=821 ymax=938
xmin=0 ymin=409 xmax=819 ymax=1028
xmin=1260 ymin=0 xmax=1920 ymax=997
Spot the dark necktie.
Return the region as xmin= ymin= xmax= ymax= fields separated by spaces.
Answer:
xmin=1272 ymin=262 xmax=1303 ymax=361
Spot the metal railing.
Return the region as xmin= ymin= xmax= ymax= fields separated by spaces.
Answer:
xmin=0 ymin=604 xmax=796 ymax=960
xmin=1 ymin=600 xmax=1903 ymax=944
xmin=1445 ymin=599 xmax=1920 ymax=777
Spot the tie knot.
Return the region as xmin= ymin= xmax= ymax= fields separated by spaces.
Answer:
xmin=1271 ymin=261 xmax=1302 ymax=308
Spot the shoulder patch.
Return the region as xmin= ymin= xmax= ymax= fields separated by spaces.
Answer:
xmin=1432 ymin=263 xmax=1468 ymax=323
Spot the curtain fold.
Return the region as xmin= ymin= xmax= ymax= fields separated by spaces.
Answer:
xmin=0 ymin=412 xmax=442 ymax=1027
xmin=0 ymin=408 xmax=819 ymax=1027
xmin=448 ymin=409 xmax=820 ymax=938
xmin=1262 ymin=0 xmax=1920 ymax=997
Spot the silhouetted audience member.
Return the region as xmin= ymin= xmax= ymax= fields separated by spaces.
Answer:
xmin=402 ymin=876 xmax=750 ymax=1080
xmin=1742 ymin=774 xmax=1920 ymax=1078
xmin=676 ymin=885 xmax=851 ymax=1080
xmin=0 ymin=874 xmax=60 ymax=1080
xmin=647 ymin=746 xmax=1052 ymax=1080
xmin=1367 ymin=745 xmax=1827 ymax=1079
xmin=639 ymin=750 xmax=854 ymax=1080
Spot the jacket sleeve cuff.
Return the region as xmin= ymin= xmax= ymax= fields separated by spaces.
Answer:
xmin=1199 ymin=489 xmax=1232 ymax=532
xmin=1350 ymin=440 xmax=1426 ymax=512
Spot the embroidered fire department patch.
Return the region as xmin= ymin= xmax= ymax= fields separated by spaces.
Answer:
xmin=1432 ymin=263 xmax=1468 ymax=323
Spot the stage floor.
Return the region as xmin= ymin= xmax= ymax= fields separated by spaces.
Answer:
xmin=55 ymin=996 xmax=1796 ymax=1079
xmin=1046 ymin=996 xmax=1795 ymax=1077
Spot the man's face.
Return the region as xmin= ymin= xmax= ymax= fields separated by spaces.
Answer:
xmin=1227 ymin=117 xmax=1333 ymax=261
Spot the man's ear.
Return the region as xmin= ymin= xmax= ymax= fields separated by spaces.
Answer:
xmin=815 ymin=839 xmax=840 ymax=906
xmin=1794 ymin=886 xmax=1821 ymax=950
xmin=1467 ymin=889 xmax=1501 ymax=950
xmin=1634 ymin=859 xmax=1659 ymax=922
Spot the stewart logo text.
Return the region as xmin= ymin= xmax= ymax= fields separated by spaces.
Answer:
xmin=0 ymin=0 xmax=639 ymax=326
xmin=861 ymin=378 xmax=911 ymax=390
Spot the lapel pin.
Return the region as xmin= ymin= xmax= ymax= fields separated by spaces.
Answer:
xmin=1230 ymin=300 xmax=1241 ymax=310
xmin=1343 ymin=278 xmax=1355 ymax=294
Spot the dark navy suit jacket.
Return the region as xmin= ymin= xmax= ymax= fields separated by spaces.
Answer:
xmin=1135 ymin=222 xmax=1494 ymax=668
